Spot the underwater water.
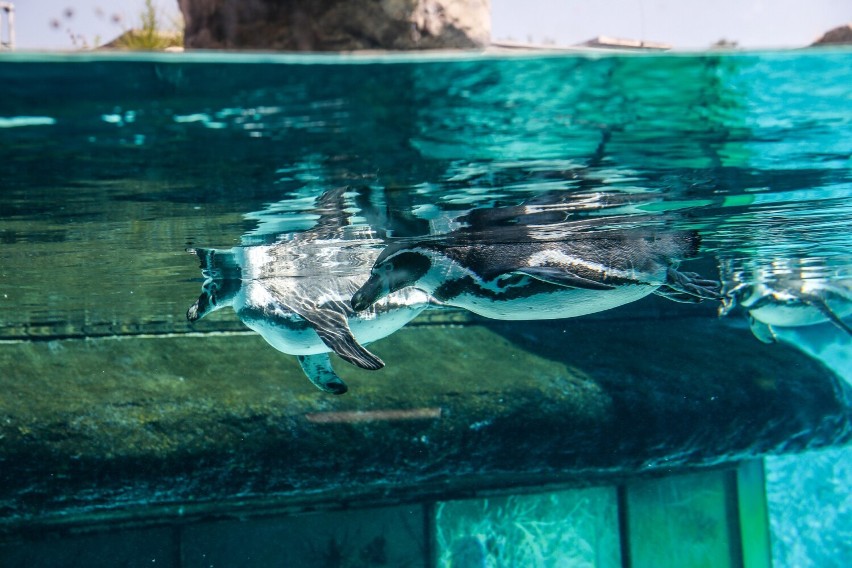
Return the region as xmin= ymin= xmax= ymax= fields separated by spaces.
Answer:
xmin=0 ymin=49 xmax=850 ymax=566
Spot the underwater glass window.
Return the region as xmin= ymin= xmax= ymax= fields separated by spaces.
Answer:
xmin=624 ymin=470 xmax=740 ymax=568
xmin=434 ymin=486 xmax=621 ymax=568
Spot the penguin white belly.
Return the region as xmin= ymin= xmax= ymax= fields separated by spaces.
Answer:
xmin=246 ymin=319 xmax=327 ymax=355
xmin=234 ymin=283 xmax=332 ymax=356
xmin=456 ymin=284 xmax=658 ymax=320
xmin=239 ymin=287 xmax=430 ymax=357
xmin=348 ymin=289 xmax=431 ymax=343
xmin=750 ymin=302 xmax=852 ymax=328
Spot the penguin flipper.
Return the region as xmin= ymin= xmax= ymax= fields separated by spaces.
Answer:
xmin=298 ymin=354 xmax=348 ymax=395
xmin=297 ymin=305 xmax=385 ymax=371
xmin=513 ymin=267 xmax=616 ymax=290
xmin=749 ymin=316 xmax=777 ymax=344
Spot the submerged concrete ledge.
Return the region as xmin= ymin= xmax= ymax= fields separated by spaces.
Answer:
xmin=0 ymin=314 xmax=849 ymax=535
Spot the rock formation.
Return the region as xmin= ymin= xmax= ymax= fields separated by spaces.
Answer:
xmin=811 ymin=23 xmax=852 ymax=46
xmin=177 ymin=0 xmax=491 ymax=50
xmin=1 ymin=315 xmax=849 ymax=532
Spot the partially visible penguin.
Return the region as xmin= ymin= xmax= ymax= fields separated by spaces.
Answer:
xmin=720 ymin=259 xmax=852 ymax=343
xmin=351 ymin=220 xmax=721 ymax=320
xmin=186 ymin=188 xmax=431 ymax=394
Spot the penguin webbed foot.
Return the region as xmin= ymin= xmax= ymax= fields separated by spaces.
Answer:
xmin=664 ymin=267 xmax=722 ymax=301
xmin=298 ymin=354 xmax=349 ymax=395
xmin=654 ymin=287 xmax=705 ymax=304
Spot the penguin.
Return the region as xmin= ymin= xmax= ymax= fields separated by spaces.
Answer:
xmin=186 ymin=188 xmax=430 ymax=394
xmin=720 ymin=264 xmax=852 ymax=343
xmin=351 ymin=221 xmax=721 ymax=320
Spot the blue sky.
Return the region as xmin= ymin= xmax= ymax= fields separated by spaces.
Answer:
xmin=10 ymin=0 xmax=852 ymax=50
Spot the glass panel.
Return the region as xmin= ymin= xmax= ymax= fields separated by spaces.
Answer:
xmin=765 ymin=446 xmax=852 ymax=568
xmin=0 ymin=526 xmax=179 ymax=568
xmin=181 ymin=505 xmax=426 ymax=568
xmin=435 ymin=487 xmax=621 ymax=568
xmin=626 ymin=471 xmax=736 ymax=568
xmin=736 ymin=460 xmax=771 ymax=568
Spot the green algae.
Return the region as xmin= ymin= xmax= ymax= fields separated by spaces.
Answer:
xmin=0 ymin=312 xmax=848 ymax=531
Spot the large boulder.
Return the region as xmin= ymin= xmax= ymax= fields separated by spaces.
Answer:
xmin=177 ymin=0 xmax=491 ymax=50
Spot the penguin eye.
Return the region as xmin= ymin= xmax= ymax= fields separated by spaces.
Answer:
xmin=382 ymin=262 xmax=394 ymax=272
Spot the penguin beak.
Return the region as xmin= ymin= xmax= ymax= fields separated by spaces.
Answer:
xmin=351 ymin=274 xmax=387 ymax=312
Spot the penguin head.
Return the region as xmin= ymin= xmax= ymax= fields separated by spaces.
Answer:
xmin=187 ymin=277 xmax=242 ymax=322
xmin=351 ymin=248 xmax=432 ymax=312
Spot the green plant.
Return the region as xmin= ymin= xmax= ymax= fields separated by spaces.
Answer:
xmin=112 ymin=0 xmax=183 ymax=50
xmin=50 ymin=2 xmax=184 ymax=50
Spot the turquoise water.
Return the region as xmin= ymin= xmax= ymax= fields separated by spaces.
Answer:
xmin=0 ymin=50 xmax=850 ymax=565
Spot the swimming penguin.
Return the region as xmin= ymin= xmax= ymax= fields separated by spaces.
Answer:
xmin=351 ymin=222 xmax=721 ymax=320
xmin=187 ymin=188 xmax=430 ymax=394
xmin=720 ymin=261 xmax=852 ymax=343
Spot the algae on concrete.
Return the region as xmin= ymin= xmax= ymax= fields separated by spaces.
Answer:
xmin=0 ymin=310 xmax=849 ymax=534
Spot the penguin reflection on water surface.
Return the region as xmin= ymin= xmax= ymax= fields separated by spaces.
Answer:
xmin=352 ymin=218 xmax=721 ymax=321
xmin=186 ymin=188 xmax=430 ymax=394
